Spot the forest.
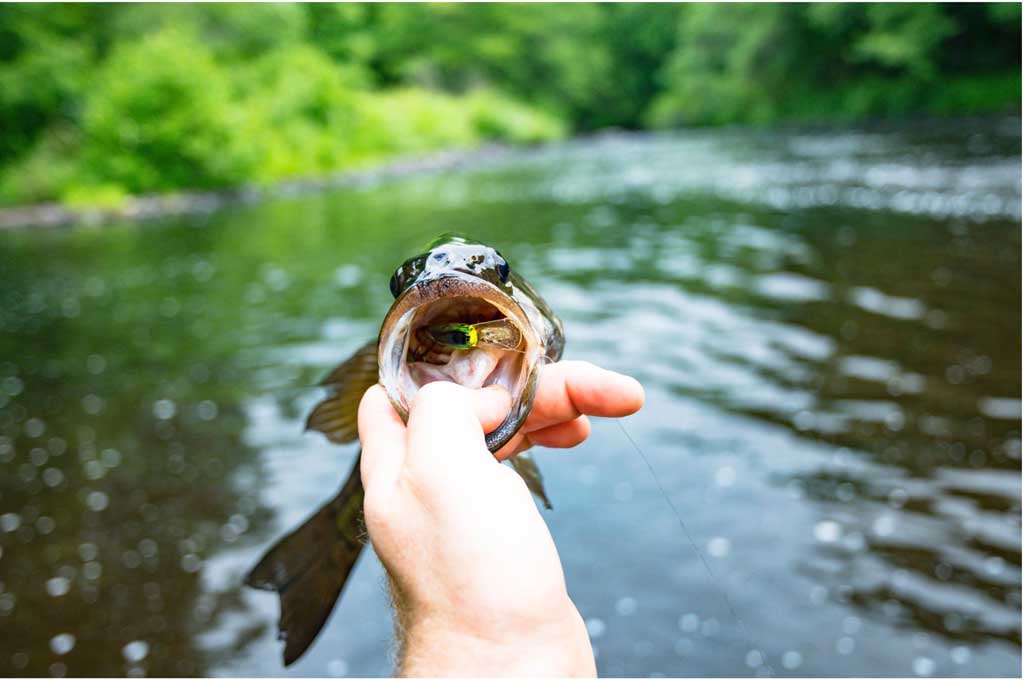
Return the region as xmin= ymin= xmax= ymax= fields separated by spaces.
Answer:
xmin=0 ymin=2 xmax=1019 ymax=207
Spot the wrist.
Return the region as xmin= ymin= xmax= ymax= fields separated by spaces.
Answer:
xmin=398 ymin=598 xmax=595 ymax=677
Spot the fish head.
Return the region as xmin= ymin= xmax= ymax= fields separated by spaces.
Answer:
xmin=378 ymin=235 xmax=563 ymax=452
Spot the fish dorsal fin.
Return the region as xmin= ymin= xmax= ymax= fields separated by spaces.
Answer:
xmin=509 ymin=453 xmax=552 ymax=510
xmin=305 ymin=340 xmax=379 ymax=444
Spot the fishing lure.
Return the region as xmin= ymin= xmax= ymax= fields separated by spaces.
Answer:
xmin=426 ymin=318 xmax=523 ymax=351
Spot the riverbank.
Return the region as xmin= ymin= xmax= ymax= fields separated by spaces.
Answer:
xmin=0 ymin=144 xmax=513 ymax=231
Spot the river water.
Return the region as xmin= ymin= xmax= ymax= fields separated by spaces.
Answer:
xmin=0 ymin=118 xmax=1020 ymax=677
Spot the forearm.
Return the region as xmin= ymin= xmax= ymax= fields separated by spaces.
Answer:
xmin=396 ymin=606 xmax=596 ymax=677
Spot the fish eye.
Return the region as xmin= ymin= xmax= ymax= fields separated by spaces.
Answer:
xmin=389 ymin=272 xmax=401 ymax=298
xmin=496 ymin=255 xmax=510 ymax=283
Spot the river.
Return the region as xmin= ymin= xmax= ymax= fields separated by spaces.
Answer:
xmin=0 ymin=118 xmax=1020 ymax=677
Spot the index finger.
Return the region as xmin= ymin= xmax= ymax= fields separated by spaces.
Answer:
xmin=523 ymin=360 xmax=644 ymax=432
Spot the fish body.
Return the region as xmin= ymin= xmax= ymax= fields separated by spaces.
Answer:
xmin=246 ymin=236 xmax=563 ymax=665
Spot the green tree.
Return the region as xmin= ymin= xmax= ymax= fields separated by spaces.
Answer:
xmin=77 ymin=27 xmax=255 ymax=194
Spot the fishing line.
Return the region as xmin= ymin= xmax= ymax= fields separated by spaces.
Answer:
xmin=614 ymin=419 xmax=775 ymax=677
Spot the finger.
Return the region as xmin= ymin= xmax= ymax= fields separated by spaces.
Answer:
xmin=475 ymin=384 xmax=513 ymax=433
xmin=525 ymin=414 xmax=592 ymax=450
xmin=406 ymin=381 xmax=489 ymax=471
xmin=358 ymin=385 xmax=407 ymax=493
xmin=524 ymin=361 xmax=645 ymax=431
xmin=493 ymin=432 xmax=528 ymax=461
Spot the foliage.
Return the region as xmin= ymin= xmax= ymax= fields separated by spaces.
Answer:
xmin=76 ymin=27 xmax=255 ymax=195
xmin=233 ymin=45 xmax=364 ymax=181
xmin=649 ymin=2 xmax=1020 ymax=127
xmin=0 ymin=2 xmax=1018 ymax=207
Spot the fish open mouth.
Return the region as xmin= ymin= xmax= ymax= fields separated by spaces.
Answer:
xmin=377 ymin=275 xmax=542 ymax=434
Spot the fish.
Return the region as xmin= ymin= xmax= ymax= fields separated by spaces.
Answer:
xmin=245 ymin=235 xmax=565 ymax=665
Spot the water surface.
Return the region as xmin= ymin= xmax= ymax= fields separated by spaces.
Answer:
xmin=0 ymin=119 xmax=1020 ymax=677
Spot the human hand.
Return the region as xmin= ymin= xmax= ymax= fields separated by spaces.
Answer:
xmin=357 ymin=361 xmax=643 ymax=677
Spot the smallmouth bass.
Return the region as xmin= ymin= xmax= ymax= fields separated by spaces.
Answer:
xmin=245 ymin=235 xmax=564 ymax=665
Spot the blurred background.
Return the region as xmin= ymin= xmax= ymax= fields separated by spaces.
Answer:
xmin=0 ymin=2 xmax=1020 ymax=678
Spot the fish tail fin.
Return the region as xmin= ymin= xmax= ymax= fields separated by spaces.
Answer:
xmin=245 ymin=456 xmax=366 ymax=666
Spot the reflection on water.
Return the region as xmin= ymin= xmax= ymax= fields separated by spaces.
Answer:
xmin=0 ymin=118 xmax=1020 ymax=677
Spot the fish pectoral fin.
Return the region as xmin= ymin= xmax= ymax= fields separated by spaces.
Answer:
xmin=306 ymin=339 xmax=379 ymax=444
xmin=509 ymin=453 xmax=553 ymax=510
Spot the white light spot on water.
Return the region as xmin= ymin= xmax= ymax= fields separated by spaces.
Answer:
xmin=30 ymin=448 xmax=49 ymax=467
xmin=86 ymin=491 xmax=109 ymax=512
xmin=101 ymin=449 xmax=122 ymax=468
xmin=121 ymin=550 xmax=141 ymax=569
xmin=326 ymin=659 xmax=348 ymax=677
xmin=615 ymin=596 xmax=637 ymax=616
xmin=82 ymin=394 xmax=104 ymax=415
xmin=49 ymin=634 xmax=75 ymax=655
xmin=984 ymin=556 xmax=1005 ymax=576
xmin=46 ymin=577 xmax=70 ymax=597
xmin=813 ymin=520 xmax=841 ymax=543
xmin=714 ymin=465 xmax=736 ymax=487
xmin=138 ymin=539 xmax=158 ymax=559
xmin=678 ymin=613 xmax=699 ymax=633
xmin=122 ymin=640 xmax=149 ymax=663
xmin=978 ymin=397 xmax=1021 ymax=420
xmin=25 ymin=418 xmax=45 ymax=438
xmin=745 ymin=649 xmax=764 ymax=668
xmin=913 ymin=656 xmax=935 ymax=677
xmin=36 ymin=516 xmax=55 ymax=535
xmin=153 ymin=400 xmax=176 ymax=420
xmin=228 ymin=514 xmax=249 ymax=534
xmin=782 ymin=650 xmax=803 ymax=670
xmin=84 ymin=460 xmax=106 ymax=481
xmin=181 ymin=554 xmax=201 ymax=573
xmin=0 ymin=513 xmax=20 ymax=533
xmin=42 ymin=468 xmax=64 ymax=487
xmin=950 ymin=646 xmax=970 ymax=665
xmin=613 ymin=481 xmax=633 ymax=502
xmin=78 ymin=542 xmax=98 ymax=561
xmin=586 ymin=617 xmax=606 ymax=639
xmin=2 ymin=376 xmax=23 ymax=396
xmin=872 ymin=514 xmax=895 ymax=537
xmin=836 ymin=636 xmax=855 ymax=655
xmin=196 ymin=400 xmax=218 ymax=421
xmin=82 ymin=562 xmax=102 ymax=581
xmin=707 ymin=536 xmax=731 ymax=558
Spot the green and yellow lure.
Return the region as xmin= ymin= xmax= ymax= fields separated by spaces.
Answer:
xmin=426 ymin=318 xmax=523 ymax=351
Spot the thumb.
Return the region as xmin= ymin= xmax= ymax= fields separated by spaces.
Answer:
xmin=405 ymin=382 xmax=505 ymax=472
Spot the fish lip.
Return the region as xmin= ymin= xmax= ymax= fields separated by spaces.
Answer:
xmin=377 ymin=272 xmax=541 ymax=449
